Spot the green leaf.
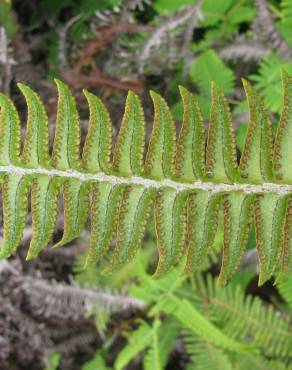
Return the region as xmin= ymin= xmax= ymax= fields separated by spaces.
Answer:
xmin=0 ymin=2 xmax=17 ymax=37
xmin=0 ymin=174 xmax=30 ymax=258
xmin=145 ymin=91 xmax=176 ymax=180
xmin=53 ymin=179 xmax=90 ymax=248
xmin=163 ymin=295 xmax=254 ymax=353
xmin=52 ymin=79 xmax=81 ymax=170
xmin=85 ymin=182 xmax=124 ymax=267
xmin=0 ymin=93 xmax=21 ymax=166
xmin=276 ymin=273 xmax=292 ymax=308
xmin=109 ymin=186 xmax=156 ymax=269
xmin=236 ymin=123 xmax=248 ymax=153
xmin=78 ymin=0 xmax=119 ymax=13
xmin=27 ymin=175 xmax=60 ymax=259
xmin=44 ymin=351 xmax=61 ymax=370
xmin=189 ymin=50 xmax=235 ymax=95
xmin=82 ymin=351 xmax=112 ymax=370
xmin=194 ymin=274 xmax=292 ymax=357
xmin=82 ymin=90 xmax=112 ymax=173
xmin=113 ymin=91 xmax=145 ymax=177
xmin=250 ymin=54 xmax=292 ymax=113
xmin=233 ymin=353 xmax=292 ymax=370
xmin=228 ymin=5 xmax=255 ymax=25
xmin=154 ymin=188 xmax=189 ymax=275
xmin=153 ymin=0 xmax=194 ymax=15
xmin=239 ymin=80 xmax=274 ymax=183
xmin=201 ymin=0 xmax=233 ymax=26
xmin=185 ymin=334 xmax=233 ymax=370
xmin=218 ymin=192 xmax=255 ymax=285
xmin=175 ymin=86 xmax=205 ymax=181
xmin=273 ymin=71 xmax=292 ymax=183
xmin=281 ymin=196 xmax=292 ymax=274
xmin=18 ymin=83 xmax=50 ymax=168
xmin=41 ymin=0 xmax=73 ymax=17
xmin=277 ymin=0 xmax=292 ymax=46
xmin=206 ymin=83 xmax=237 ymax=182
xmin=143 ymin=318 xmax=179 ymax=370
xmin=254 ymin=193 xmax=289 ymax=285
xmin=115 ymin=320 xmax=160 ymax=370
xmin=185 ymin=191 xmax=221 ymax=273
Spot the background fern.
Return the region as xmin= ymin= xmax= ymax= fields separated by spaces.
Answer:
xmin=250 ymin=53 xmax=292 ymax=113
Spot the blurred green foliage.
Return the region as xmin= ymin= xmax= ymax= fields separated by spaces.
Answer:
xmin=44 ymin=352 xmax=61 ymax=370
xmin=0 ymin=1 xmax=17 ymax=37
xmin=154 ymin=0 xmax=194 ymax=15
xmin=40 ymin=0 xmax=120 ymax=17
xmin=250 ymin=53 xmax=292 ymax=113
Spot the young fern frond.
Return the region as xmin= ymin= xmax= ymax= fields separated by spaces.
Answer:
xmin=276 ymin=274 xmax=292 ymax=308
xmin=184 ymin=333 xmax=292 ymax=370
xmin=194 ymin=274 xmax=292 ymax=357
xmin=184 ymin=334 xmax=233 ymax=370
xmin=114 ymin=318 xmax=178 ymax=370
xmin=0 ymin=72 xmax=292 ymax=285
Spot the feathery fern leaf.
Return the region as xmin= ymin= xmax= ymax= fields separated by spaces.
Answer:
xmin=114 ymin=319 xmax=161 ymax=370
xmin=115 ymin=317 xmax=178 ymax=370
xmin=194 ymin=274 xmax=292 ymax=357
xmin=232 ymin=353 xmax=292 ymax=370
xmin=131 ymin=265 xmax=292 ymax=360
xmin=276 ymin=274 xmax=292 ymax=308
xmin=250 ymin=54 xmax=292 ymax=113
xmin=160 ymin=294 xmax=254 ymax=353
xmin=185 ymin=334 xmax=292 ymax=370
xmin=189 ymin=49 xmax=235 ymax=95
xmin=131 ymin=268 xmax=254 ymax=354
xmin=184 ymin=334 xmax=232 ymax=370
xmin=0 ymin=74 xmax=291 ymax=285
xmin=278 ymin=0 xmax=292 ymax=47
xmin=143 ymin=318 xmax=179 ymax=370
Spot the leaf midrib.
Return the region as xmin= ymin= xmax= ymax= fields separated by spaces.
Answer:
xmin=1 ymin=164 xmax=292 ymax=195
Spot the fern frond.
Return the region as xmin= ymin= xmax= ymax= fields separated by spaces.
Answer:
xmin=194 ymin=274 xmax=292 ymax=357
xmin=233 ymin=353 xmax=292 ymax=370
xmin=159 ymin=294 xmax=254 ymax=353
xmin=132 ymin=268 xmax=255 ymax=354
xmin=189 ymin=49 xmax=235 ymax=95
xmin=0 ymin=74 xmax=292 ymax=285
xmin=184 ymin=333 xmax=232 ymax=370
xmin=143 ymin=318 xmax=179 ymax=370
xmin=114 ymin=319 xmax=160 ymax=370
xmin=115 ymin=317 xmax=179 ymax=370
xmin=185 ymin=333 xmax=292 ymax=370
xmin=250 ymin=53 xmax=292 ymax=113
xmin=276 ymin=274 xmax=292 ymax=308
xmin=278 ymin=0 xmax=292 ymax=46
